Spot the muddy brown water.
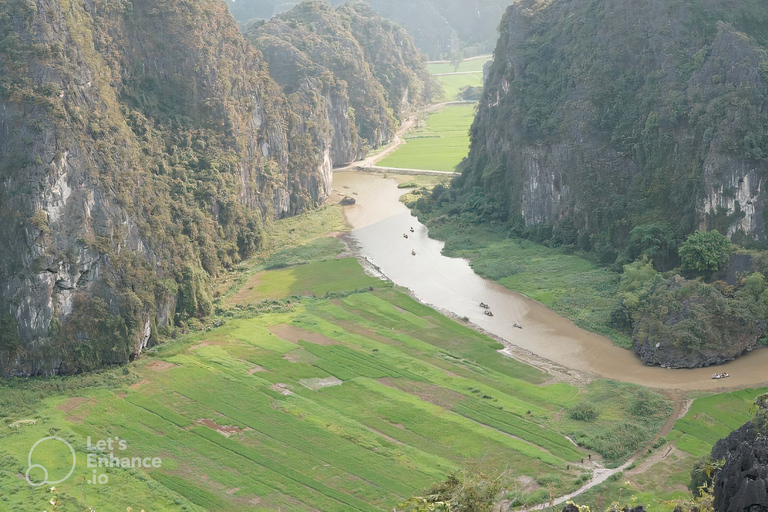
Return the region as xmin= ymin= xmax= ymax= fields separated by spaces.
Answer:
xmin=333 ymin=170 xmax=768 ymax=391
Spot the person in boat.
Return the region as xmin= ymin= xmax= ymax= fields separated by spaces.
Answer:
xmin=479 ymin=302 xmax=489 ymax=309
xmin=484 ymin=310 xmax=493 ymax=317
xmin=403 ymin=234 xmax=408 ymax=239
xmin=411 ymin=249 xmax=416 ymax=256
xmin=410 ymin=227 xmax=414 ymax=233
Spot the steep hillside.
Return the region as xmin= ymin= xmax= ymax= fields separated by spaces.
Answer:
xmin=224 ymin=0 xmax=507 ymax=60
xmin=461 ymin=0 xmax=768 ymax=249
xmin=0 ymin=0 xmax=332 ymax=375
xmin=246 ymin=0 xmax=431 ymax=165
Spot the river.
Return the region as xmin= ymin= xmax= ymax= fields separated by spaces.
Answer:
xmin=333 ymin=170 xmax=768 ymax=392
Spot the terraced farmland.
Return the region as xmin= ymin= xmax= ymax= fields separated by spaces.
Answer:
xmin=0 ymin=253 xmax=670 ymax=511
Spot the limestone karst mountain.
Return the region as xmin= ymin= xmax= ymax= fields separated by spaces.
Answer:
xmin=0 ymin=0 xmax=337 ymax=375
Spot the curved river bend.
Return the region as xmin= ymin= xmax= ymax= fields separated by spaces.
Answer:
xmin=334 ymin=171 xmax=768 ymax=391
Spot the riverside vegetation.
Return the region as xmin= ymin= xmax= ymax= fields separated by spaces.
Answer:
xmin=0 ymin=204 xmax=674 ymax=511
xmin=411 ymin=0 xmax=768 ymax=369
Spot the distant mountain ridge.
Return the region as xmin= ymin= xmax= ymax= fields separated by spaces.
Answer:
xmin=225 ymin=0 xmax=509 ymax=59
xmin=246 ymin=0 xmax=434 ymax=165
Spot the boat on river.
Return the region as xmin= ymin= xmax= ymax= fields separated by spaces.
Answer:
xmin=712 ymin=372 xmax=730 ymax=379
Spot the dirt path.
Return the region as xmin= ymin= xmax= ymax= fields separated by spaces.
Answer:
xmin=522 ymin=394 xmax=693 ymax=511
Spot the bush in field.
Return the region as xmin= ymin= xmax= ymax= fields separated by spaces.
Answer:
xmin=569 ymin=402 xmax=598 ymax=422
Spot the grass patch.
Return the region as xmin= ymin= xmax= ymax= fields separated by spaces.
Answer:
xmin=247 ymin=258 xmax=384 ymax=299
xmin=378 ymin=105 xmax=475 ymax=172
xmin=434 ymin=72 xmax=484 ymax=102
xmin=670 ymin=389 xmax=768 ymax=458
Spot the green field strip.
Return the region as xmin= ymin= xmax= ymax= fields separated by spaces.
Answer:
xmin=125 ymin=395 xmax=194 ymax=428
xmin=299 ymin=341 xmax=428 ymax=382
xmin=190 ymin=426 xmax=384 ymax=512
xmin=350 ymin=378 xmax=564 ymax=466
xmin=168 ymin=382 xmax=428 ymax=497
xmin=279 ymin=392 xmax=454 ymax=483
xmin=377 ymin=105 xmax=475 ymax=171
xmin=452 ymin=398 xmax=584 ymax=461
xmin=151 ymin=472 xmax=231 ymax=510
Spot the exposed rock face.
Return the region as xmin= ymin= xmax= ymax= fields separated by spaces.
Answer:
xmin=462 ymin=0 xmax=768 ymax=243
xmin=711 ymin=421 xmax=768 ymax=512
xmin=0 ymin=0 xmax=332 ymax=375
xmin=246 ymin=1 xmax=432 ymax=167
xmin=629 ymin=273 xmax=766 ymax=369
xmin=339 ymin=1 xmax=433 ymax=117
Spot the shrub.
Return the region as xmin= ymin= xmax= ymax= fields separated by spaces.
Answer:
xmin=569 ymin=402 xmax=598 ymax=422
xmin=679 ymin=230 xmax=732 ymax=276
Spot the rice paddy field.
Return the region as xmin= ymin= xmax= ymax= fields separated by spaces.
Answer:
xmin=428 ymin=56 xmax=490 ymax=101
xmin=1 ymin=205 xmax=759 ymax=512
xmin=378 ymin=105 xmax=476 ymax=172
xmin=433 ymin=73 xmax=485 ymax=102
xmin=0 ymin=206 xmax=673 ymax=511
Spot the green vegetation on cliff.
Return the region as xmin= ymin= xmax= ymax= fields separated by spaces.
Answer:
xmin=457 ymin=0 xmax=768 ymax=250
xmin=0 ymin=0 xmax=334 ymax=375
xmin=224 ymin=0 xmax=508 ymax=60
xmin=414 ymin=0 xmax=768 ymax=366
xmin=246 ymin=0 xmax=433 ymax=164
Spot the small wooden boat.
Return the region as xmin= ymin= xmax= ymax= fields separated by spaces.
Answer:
xmin=484 ymin=310 xmax=493 ymax=317
xmin=711 ymin=372 xmax=730 ymax=379
xmin=479 ymin=302 xmax=490 ymax=309
xmin=403 ymin=234 xmax=409 ymax=239
xmin=411 ymin=249 xmax=416 ymax=256
xmin=410 ymin=227 xmax=415 ymax=233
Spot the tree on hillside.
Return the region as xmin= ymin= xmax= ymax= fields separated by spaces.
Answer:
xmin=678 ymin=230 xmax=732 ymax=276
xmin=450 ymin=51 xmax=464 ymax=72
xmin=396 ymin=468 xmax=509 ymax=512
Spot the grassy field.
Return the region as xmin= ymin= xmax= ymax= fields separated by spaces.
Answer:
xmin=552 ymin=387 xmax=768 ymax=512
xmin=421 ymin=218 xmax=632 ymax=348
xmin=668 ymin=389 xmax=768 ymax=458
xmin=378 ymin=105 xmax=475 ymax=172
xmin=434 ymin=73 xmax=484 ymax=102
xmin=0 ymin=214 xmax=672 ymax=511
xmin=426 ymin=56 xmax=491 ymax=75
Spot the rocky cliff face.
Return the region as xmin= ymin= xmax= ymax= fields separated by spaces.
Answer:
xmin=711 ymin=420 xmax=768 ymax=512
xmin=246 ymin=1 xmax=431 ymax=167
xmin=462 ymin=0 xmax=768 ymax=245
xmin=0 ymin=0 xmax=332 ymax=375
xmin=630 ymin=275 xmax=766 ymax=368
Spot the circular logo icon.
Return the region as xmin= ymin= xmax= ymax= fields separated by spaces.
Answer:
xmin=26 ymin=437 xmax=76 ymax=487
